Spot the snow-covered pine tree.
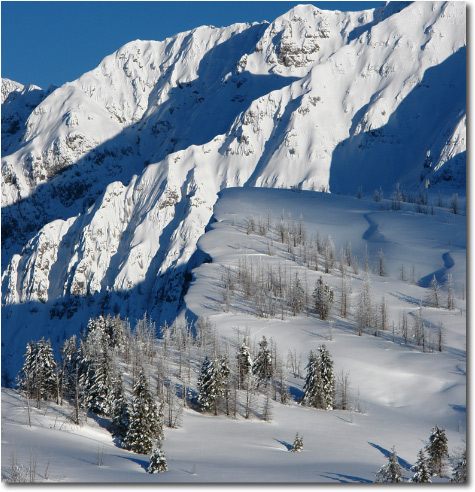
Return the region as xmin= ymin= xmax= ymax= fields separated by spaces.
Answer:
xmin=290 ymin=432 xmax=304 ymax=452
xmin=318 ymin=344 xmax=335 ymax=410
xmin=300 ymin=351 xmax=321 ymax=407
xmin=106 ymin=314 xmax=128 ymax=350
xmin=60 ymin=335 xmax=84 ymax=424
xmin=313 ymin=276 xmax=334 ymax=320
xmin=60 ymin=335 xmax=78 ymax=402
xmin=409 ymin=449 xmax=431 ymax=483
xmin=37 ymin=338 xmax=58 ymax=401
xmin=236 ymin=341 xmax=253 ymax=389
xmin=87 ymin=348 xmax=114 ymax=415
xmin=18 ymin=341 xmax=37 ymax=399
xmin=85 ymin=315 xmax=110 ymax=350
xmin=197 ymin=357 xmax=220 ymax=414
xmin=18 ymin=338 xmax=58 ymax=407
xmin=147 ymin=445 xmax=168 ymax=473
xmin=451 ymin=447 xmax=466 ymax=483
xmin=110 ymin=374 xmax=130 ymax=440
xmin=289 ymin=273 xmax=305 ymax=316
xmin=375 ymin=446 xmax=403 ymax=483
xmin=425 ymin=425 xmax=449 ymax=477
xmin=123 ymin=368 xmax=161 ymax=454
xmin=252 ymin=336 xmax=273 ymax=387
xmin=77 ymin=339 xmax=97 ymax=410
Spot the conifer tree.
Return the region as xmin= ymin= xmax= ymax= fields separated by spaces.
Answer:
xmin=236 ymin=341 xmax=253 ymax=389
xmin=409 ymin=449 xmax=431 ymax=483
xmin=313 ymin=276 xmax=334 ymax=320
xmin=289 ymin=274 xmax=305 ymax=316
xmin=18 ymin=338 xmax=58 ymax=407
xmin=300 ymin=345 xmax=334 ymax=410
xmin=318 ymin=344 xmax=335 ymax=410
xmin=290 ymin=432 xmax=304 ymax=452
xmin=123 ymin=368 xmax=161 ymax=454
xmin=451 ymin=448 xmax=466 ymax=483
xmin=110 ymin=374 xmax=130 ymax=440
xmin=356 ymin=273 xmax=372 ymax=335
xmin=425 ymin=425 xmax=449 ymax=477
xmin=300 ymin=351 xmax=321 ymax=407
xmin=18 ymin=341 xmax=37 ymax=398
xmin=147 ymin=445 xmax=168 ymax=473
xmin=60 ymin=335 xmax=78 ymax=401
xmin=87 ymin=349 xmax=114 ymax=415
xmin=375 ymin=446 xmax=403 ymax=483
xmin=252 ymin=336 xmax=273 ymax=387
xmin=197 ymin=357 xmax=220 ymax=414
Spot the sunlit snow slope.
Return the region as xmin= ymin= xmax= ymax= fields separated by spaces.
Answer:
xmin=1 ymin=186 xmax=466 ymax=482
xmin=1 ymin=2 xmax=466 ymax=383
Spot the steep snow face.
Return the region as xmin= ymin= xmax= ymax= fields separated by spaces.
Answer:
xmin=1 ymin=22 xmax=264 ymax=207
xmin=1 ymin=2 xmax=466 ymax=382
xmin=1 ymin=79 xmax=49 ymax=156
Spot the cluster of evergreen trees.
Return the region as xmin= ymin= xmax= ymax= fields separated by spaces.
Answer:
xmin=17 ymin=315 xmax=166 ymax=460
xmin=376 ymin=425 xmax=466 ymax=483
xmin=196 ymin=335 xmax=290 ymax=420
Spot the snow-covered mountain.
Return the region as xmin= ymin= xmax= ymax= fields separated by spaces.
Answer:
xmin=1 ymin=1 xmax=466 ymax=382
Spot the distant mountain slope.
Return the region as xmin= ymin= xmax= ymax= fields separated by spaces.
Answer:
xmin=1 ymin=2 xmax=466 ymax=384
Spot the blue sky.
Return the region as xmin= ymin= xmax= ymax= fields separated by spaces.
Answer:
xmin=2 ymin=1 xmax=384 ymax=89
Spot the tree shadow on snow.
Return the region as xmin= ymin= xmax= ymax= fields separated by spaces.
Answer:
xmin=117 ymin=455 xmax=149 ymax=472
xmin=368 ymin=442 xmax=412 ymax=471
xmin=274 ymin=438 xmax=293 ymax=451
xmin=87 ymin=411 xmax=112 ymax=432
xmin=320 ymin=473 xmax=372 ymax=483
xmin=449 ymin=404 xmax=466 ymax=415
xmin=288 ymin=385 xmax=304 ymax=402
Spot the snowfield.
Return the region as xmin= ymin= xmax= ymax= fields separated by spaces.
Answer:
xmin=2 ymin=188 xmax=466 ymax=483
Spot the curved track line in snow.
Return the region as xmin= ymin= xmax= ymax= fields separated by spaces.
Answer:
xmin=362 ymin=213 xmax=387 ymax=243
xmin=418 ymin=251 xmax=454 ymax=288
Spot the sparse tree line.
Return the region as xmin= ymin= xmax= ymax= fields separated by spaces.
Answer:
xmin=357 ymin=182 xmax=463 ymax=216
xmin=225 ymin=211 xmax=459 ymax=355
xmin=375 ymin=425 xmax=466 ymax=483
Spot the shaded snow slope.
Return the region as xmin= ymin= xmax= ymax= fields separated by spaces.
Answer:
xmin=1 ymin=2 xmax=466 ymax=383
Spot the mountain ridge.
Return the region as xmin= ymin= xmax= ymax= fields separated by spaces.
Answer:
xmin=1 ymin=1 xmax=466 ymax=383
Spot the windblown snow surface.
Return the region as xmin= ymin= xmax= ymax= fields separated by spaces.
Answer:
xmin=2 ymin=188 xmax=466 ymax=482
xmin=1 ymin=0 xmax=466 ymax=484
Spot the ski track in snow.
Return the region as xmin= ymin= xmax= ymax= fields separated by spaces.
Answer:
xmin=362 ymin=213 xmax=388 ymax=243
xmin=418 ymin=251 xmax=455 ymax=288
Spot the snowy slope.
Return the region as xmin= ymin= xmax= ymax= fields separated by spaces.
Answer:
xmin=1 ymin=187 xmax=466 ymax=482
xmin=1 ymin=2 xmax=466 ymax=384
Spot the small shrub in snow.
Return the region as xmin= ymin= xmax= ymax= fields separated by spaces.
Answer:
xmin=147 ymin=445 xmax=168 ymax=473
xmin=290 ymin=433 xmax=304 ymax=452
xmin=375 ymin=446 xmax=403 ymax=483
xmin=409 ymin=449 xmax=431 ymax=483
